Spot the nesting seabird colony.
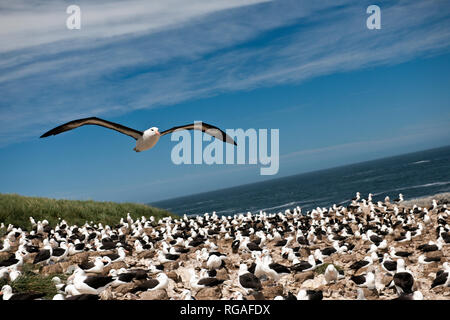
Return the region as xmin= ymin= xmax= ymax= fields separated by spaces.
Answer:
xmin=0 ymin=193 xmax=449 ymax=300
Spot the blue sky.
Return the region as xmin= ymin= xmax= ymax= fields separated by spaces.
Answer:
xmin=1 ymin=0 xmax=449 ymax=203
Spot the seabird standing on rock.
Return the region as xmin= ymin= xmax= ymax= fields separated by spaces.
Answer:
xmin=0 ymin=252 xmax=23 ymax=269
xmin=394 ymin=194 xmax=404 ymax=203
xmin=418 ymin=240 xmax=443 ymax=252
xmin=206 ymin=253 xmax=227 ymax=270
xmin=389 ymin=247 xmax=412 ymax=259
xmin=350 ymin=272 xmax=375 ymax=289
xmin=78 ymin=256 xmax=106 ymax=274
xmin=0 ymin=239 xmax=11 ymax=252
xmin=381 ymin=254 xmax=397 ymax=274
xmin=431 ymin=263 xmax=450 ymax=289
xmin=394 ymin=231 xmax=412 ymax=243
xmin=129 ymin=273 xmax=169 ymax=293
xmin=392 ymin=272 xmax=415 ymax=295
xmin=40 ymin=117 xmax=237 ymax=152
xmin=104 ymin=247 xmax=127 ymax=263
xmin=349 ymin=255 xmax=374 ymax=272
xmin=418 ymin=254 xmax=441 ymax=264
xmin=324 ymin=264 xmax=339 ymax=284
xmin=189 ymin=269 xmax=224 ymax=290
xmin=109 ymin=269 xmax=138 ymax=287
xmin=73 ymin=268 xmax=115 ymax=295
xmin=290 ymin=255 xmax=316 ymax=272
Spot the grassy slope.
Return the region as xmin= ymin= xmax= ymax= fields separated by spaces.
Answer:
xmin=0 ymin=193 xmax=175 ymax=229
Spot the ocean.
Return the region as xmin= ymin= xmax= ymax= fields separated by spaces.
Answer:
xmin=151 ymin=146 xmax=450 ymax=216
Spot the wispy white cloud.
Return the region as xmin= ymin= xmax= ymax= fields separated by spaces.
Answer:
xmin=1 ymin=0 xmax=449 ymax=147
xmin=0 ymin=0 xmax=269 ymax=53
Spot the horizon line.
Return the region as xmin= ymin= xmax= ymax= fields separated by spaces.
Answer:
xmin=149 ymin=143 xmax=450 ymax=205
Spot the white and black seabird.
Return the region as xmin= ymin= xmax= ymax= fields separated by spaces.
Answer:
xmin=40 ymin=117 xmax=237 ymax=152
xmin=33 ymin=245 xmax=52 ymax=265
xmin=431 ymin=264 xmax=450 ymax=289
xmin=391 ymin=272 xmax=415 ymax=295
xmin=129 ymin=273 xmax=169 ymax=293
xmin=350 ymin=272 xmax=375 ymax=289
xmin=0 ymin=285 xmax=45 ymax=300
xmin=72 ymin=269 xmax=115 ymax=295
xmin=189 ymin=269 xmax=225 ymax=290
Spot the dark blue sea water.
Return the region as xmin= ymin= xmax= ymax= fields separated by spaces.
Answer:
xmin=151 ymin=146 xmax=450 ymax=216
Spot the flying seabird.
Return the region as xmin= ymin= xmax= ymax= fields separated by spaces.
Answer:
xmin=40 ymin=117 xmax=237 ymax=152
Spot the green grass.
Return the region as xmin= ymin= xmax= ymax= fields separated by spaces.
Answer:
xmin=0 ymin=263 xmax=67 ymax=299
xmin=314 ymin=263 xmax=344 ymax=275
xmin=0 ymin=193 xmax=175 ymax=229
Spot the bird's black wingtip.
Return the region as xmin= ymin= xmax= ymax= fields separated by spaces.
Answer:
xmin=40 ymin=133 xmax=50 ymax=138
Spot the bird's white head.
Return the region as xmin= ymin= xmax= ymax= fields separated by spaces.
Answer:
xmin=135 ymin=127 xmax=161 ymax=152
xmin=148 ymin=127 xmax=160 ymax=136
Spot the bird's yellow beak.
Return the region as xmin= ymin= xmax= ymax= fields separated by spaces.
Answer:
xmin=156 ymin=130 xmax=160 ymax=136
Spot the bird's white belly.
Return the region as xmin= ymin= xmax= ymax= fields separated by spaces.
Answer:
xmin=135 ymin=134 xmax=159 ymax=152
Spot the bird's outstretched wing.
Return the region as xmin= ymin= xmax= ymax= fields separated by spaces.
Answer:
xmin=160 ymin=122 xmax=237 ymax=146
xmin=40 ymin=117 xmax=143 ymax=140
